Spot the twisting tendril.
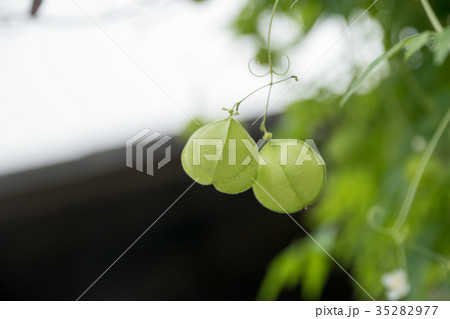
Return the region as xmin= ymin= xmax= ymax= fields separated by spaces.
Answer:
xmin=272 ymin=54 xmax=291 ymax=76
xmin=248 ymin=57 xmax=271 ymax=77
xmin=227 ymin=0 xmax=299 ymax=137
xmin=367 ymin=206 xmax=393 ymax=235
xmin=248 ymin=54 xmax=291 ymax=77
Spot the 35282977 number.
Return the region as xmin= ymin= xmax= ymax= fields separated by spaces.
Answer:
xmin=375 ymin=306 xmax=438 ymax=316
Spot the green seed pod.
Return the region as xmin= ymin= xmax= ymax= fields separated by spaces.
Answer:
xmin=252 ymin=139 xmax=326 ymax=213
xmin=181 ymin=117 xmax=259 ymax=194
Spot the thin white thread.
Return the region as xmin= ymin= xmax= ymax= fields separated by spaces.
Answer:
xmin=76 ymin=180 xmax=198 ymax=300
xmin=70 ymin=0 xmax=199 ymax=125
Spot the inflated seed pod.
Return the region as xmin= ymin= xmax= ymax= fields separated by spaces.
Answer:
xmin=182 ymin=117 xmax=259 ymax=194
xmin=252 ymin=139 xmax=326 ymax=213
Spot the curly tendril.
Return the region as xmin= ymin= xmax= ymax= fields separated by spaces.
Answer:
xmin=272 ymin=54 xmax=291 ymax=76
xmin=247 ymin=57 xmax=271 ymax=77
xmin=367 ymin=205 xmax=394 ymax=235
xmin=248 ymin=54 xmax=291 ymax=78
xmin=232 ymin=0 xmax=300 ymax=137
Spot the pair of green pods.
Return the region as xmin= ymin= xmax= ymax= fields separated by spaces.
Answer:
xmin=181 ymin=117 xmax=326 ymax=213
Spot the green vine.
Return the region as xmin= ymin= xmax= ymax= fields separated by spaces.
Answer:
xmin=362 ymin=0 xmax=450 ymax=287
xmin=369 ymin=108 xmax=450 ymax=265
xmin=226 ymin=0 xmax=299 ymax=141
xmin=420 ymin=0 xmax=443 ymax=33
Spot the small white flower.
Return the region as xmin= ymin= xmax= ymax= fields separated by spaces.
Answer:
xmin=381 ymin=268 xmax=411 ymax=300
xmin=410 ymin=135 xmax=427 ymax=152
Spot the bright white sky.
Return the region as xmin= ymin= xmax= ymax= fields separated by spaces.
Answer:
xmin=0 ymin=0 xmax=386 ymax=175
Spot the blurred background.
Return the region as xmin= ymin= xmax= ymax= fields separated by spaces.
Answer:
xmin=0 ymin=0 xmax=449 ymax=300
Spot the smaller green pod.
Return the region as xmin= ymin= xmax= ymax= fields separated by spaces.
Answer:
xmin=181 ymin=117 xmax=259 ymax=194
xmin=252 ymin=139 xmax=326 ymax=213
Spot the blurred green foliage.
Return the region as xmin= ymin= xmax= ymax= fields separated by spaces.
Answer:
xmin=232 ymin=0 xmax=450 ymax=300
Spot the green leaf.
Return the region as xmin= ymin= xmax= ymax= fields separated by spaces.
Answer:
xmin=404 ymin=31 xmax=432 ymax=60
xmin=340 ymin=34 xmax=424 ymax=106
xmin=432 ymin=27 xmax=450 ymax=66
xmin=302 ymin=251 xmax=331 ymax=299
xmin=181 ymin=117 xmax=259 ymax=194
xmin=252 ymin=140 xmax=326 ymax=213
xmin=257 ymin=228 xmax=336 ymax=300
xmin=256 ymin=241 xmax=307 ymax=300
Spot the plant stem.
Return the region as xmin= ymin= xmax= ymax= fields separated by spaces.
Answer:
xmin=407 ymin=241 xmax=450 ymax=270
xmin=260 ymin=0 xmax=280 ymax=138
xmin=392 ymin=108 xmax=450 ymax=233
xmin=233 ymin=76 xmax=297 ymax=112
xmin=398 ymin=244 xmax=407 ymax=270
xmin=420 ymin=0 xmax=443 ymax=33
